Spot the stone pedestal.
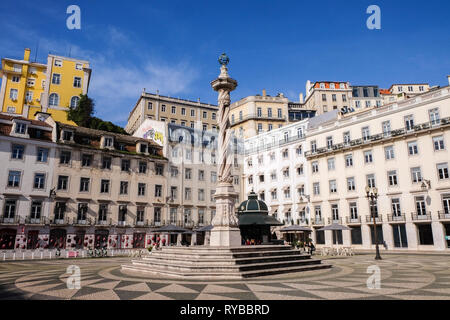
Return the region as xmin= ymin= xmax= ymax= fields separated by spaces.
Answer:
xmin=210 ymin=182 xmax=242 ymax=247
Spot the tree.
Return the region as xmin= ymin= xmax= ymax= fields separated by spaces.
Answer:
xmin=67 ymin=94 xmax=128 ymax=135
xmin=67 ymin=94 xmax=94 ymax=127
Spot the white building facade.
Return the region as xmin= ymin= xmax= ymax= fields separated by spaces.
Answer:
xmin=305 ymin=83 xmax=450 ymax=252
xmin=244 ymin=119 xmax=311 ymax=231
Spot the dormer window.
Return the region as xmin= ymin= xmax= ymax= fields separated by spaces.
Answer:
xmin=62 ymin=130 xmax=73 ymax=141
xmin=330 ymin=83 xmax=335 ymax=89
xmin=340 ymin=83 xmax=346 ymax=89
xmin=139 ymin=143 xmax=148 ymax=153
xmin=15 ymin=122 xmax=27 ymax=134
xmin=118 ymin=143 xmax=126 ymax=151
xmin=104 ymin=137 xmax=113 ymax=148
xmin=320 ymin=83 xmax=325 ymax=89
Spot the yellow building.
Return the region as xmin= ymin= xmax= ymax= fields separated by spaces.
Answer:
xmin=0 ymin=48 xmax=91 ymax=125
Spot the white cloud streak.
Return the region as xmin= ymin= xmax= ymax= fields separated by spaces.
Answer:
xmin=0 ymin=22 xmax=199 ymax=126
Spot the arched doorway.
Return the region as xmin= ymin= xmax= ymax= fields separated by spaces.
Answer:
xmin=0 ymin=229 xmax=17 ymax=250
xmin=49 ymin=229 xmax=67 ymax=249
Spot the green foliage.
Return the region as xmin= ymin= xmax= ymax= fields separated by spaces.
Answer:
xmin=67 ymin=94 xmax=128 ymax=135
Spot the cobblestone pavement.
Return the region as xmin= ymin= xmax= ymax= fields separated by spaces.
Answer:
xmin=0 ymin=254 xmax=449 ymax=300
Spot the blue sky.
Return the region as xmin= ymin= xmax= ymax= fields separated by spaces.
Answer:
xmin=1 ymin=0 xmax=449 ymax=127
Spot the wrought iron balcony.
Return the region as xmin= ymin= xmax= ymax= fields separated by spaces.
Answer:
xmin=232 ymin=113 xmax=286 ymax=127
xmin=183 ymin=220 xmax=194 ymax=228
xmin=50 ymin=217 xmax=70 ymax=225
xmin=296 ymin=218 xmax=309 ymax=226
xmin=365 ymin=215 xmax=382 ymax=223
xmin=438 ymin=211 xmax=450 ymax=220
xmin=117 ymin=220 xmax=128 ymax=227
xmin=312 ymin=217 xmax=324 ymax=225
xmin=25 ymin=216 xmax=48 ymax=225
xmin=134 ymin=219 xmax=149 ymax=227
xmin=305 ymin=117 xmax=450 ymax=158
xmin=73 ymin=217 xmax=92 ymax=226
xmin=95 ymin=218 xmax=112 ymax=226
xmin=346 ymin=216 xmax=361 ymax=224
xmin=328 ymin=217 xmax=342 ymax=224
xmin=411 ymin=212 xmax=432 ymax=221
xmin=0 ymin=215 xmax=21 ymax=224
xmin=387 ymin=213 xmax=406 ymax=222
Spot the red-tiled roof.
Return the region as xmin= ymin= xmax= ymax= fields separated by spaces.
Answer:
xmin=0 ymin=114 xmax=52 ymax=128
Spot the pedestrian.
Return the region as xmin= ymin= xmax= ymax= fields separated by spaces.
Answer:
xmin=309 ymin=242 xmax=316 ymax=255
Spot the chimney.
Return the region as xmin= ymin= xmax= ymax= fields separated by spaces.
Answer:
xmin=262 ymin=89 xmax=267 ymax=97
xmin=299 ymin=93 xmax=304 ymax=104
xmin=24 ymin=48 xmax=31 ymax=62
xmin=447 ymin=75 xmax=450 ymax=86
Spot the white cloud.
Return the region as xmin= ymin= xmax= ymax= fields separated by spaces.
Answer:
xmin=0 ymin=22 xmax=199 ymax=126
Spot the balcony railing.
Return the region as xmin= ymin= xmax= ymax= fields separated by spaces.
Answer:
xmin=328 ymin=217 xmax=342 ymax=224
xmin=117 ymin=221 xmax=128 ymax=227
xmin=0 ymin=215 xmax=22 ymax=224
xmin=134 ymin=219 xmax=149 ymax=227
xmin=312 ymin=218 xmax=324 ymax=225
xmin=183 ymin=220 xmax=194 ymax=228
xmin=411 ymin=212 xmax=432 ymax=221
xmin=305 ymin=117 xmax=450 ymax=158
xmin=346 ymin=216 xmax=361 ymax=224
xmin=95 ymin=218 xmax=112 ymax=226
xmin=72 ymin=217 xmax=92 ymax=226
xmin=50 ymin=217 xmax=70 ymax=225
xmin=25 ymin=216 xmax=48 ymax=225
xmin=232 ymin=113 xmax=286 ymax=126
xmin=438 ymin=211 xmax=450 ymax=220
xmin=365 ymin=215 xmax=382 ymax=223
xmin=296 ymin=218 xmax=309 ymax=225
xmin=387 ymin=213 xmax=406 ymax=222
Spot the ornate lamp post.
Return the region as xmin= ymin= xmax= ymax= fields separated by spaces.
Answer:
xmin=209 ymin=54 xmax=241 ymax=246
xmin=365 ymin=186 xmax=382 ymax=260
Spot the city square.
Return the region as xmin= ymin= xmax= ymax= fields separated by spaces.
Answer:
xmin=0 ymin=254 xmax=449 ymax=300
xmin=0 ymin=1 xmax=450 ymax=310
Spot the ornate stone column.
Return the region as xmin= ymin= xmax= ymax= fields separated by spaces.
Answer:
xmin=210 ymin=54 xmax=241 ymax=247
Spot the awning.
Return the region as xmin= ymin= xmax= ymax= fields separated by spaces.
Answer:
xmin=239 ymin=213 xmax=283 ymax=226
xmin=194 ymin=225 xmax=213 ymax=232
xmin=280 ymin=225 xmax=312 ymax=233
xmin=318 ymin=223 xmax=351 ymax=231
xmin=155 ymin=225 xmax=190 ymax=233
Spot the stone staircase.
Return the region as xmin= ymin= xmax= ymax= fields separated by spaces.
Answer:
xmin=121 ymin=245 xmax=331 ymax=280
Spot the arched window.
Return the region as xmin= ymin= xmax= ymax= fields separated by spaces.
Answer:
xmin=70 ymin=96 xmax=80 ymax=108
xmin=49 ymin=93 xmax=59 ymax=107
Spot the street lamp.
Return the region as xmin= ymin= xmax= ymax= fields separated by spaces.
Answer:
xmin=365 ymin=186 xmax=382 ymax=260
